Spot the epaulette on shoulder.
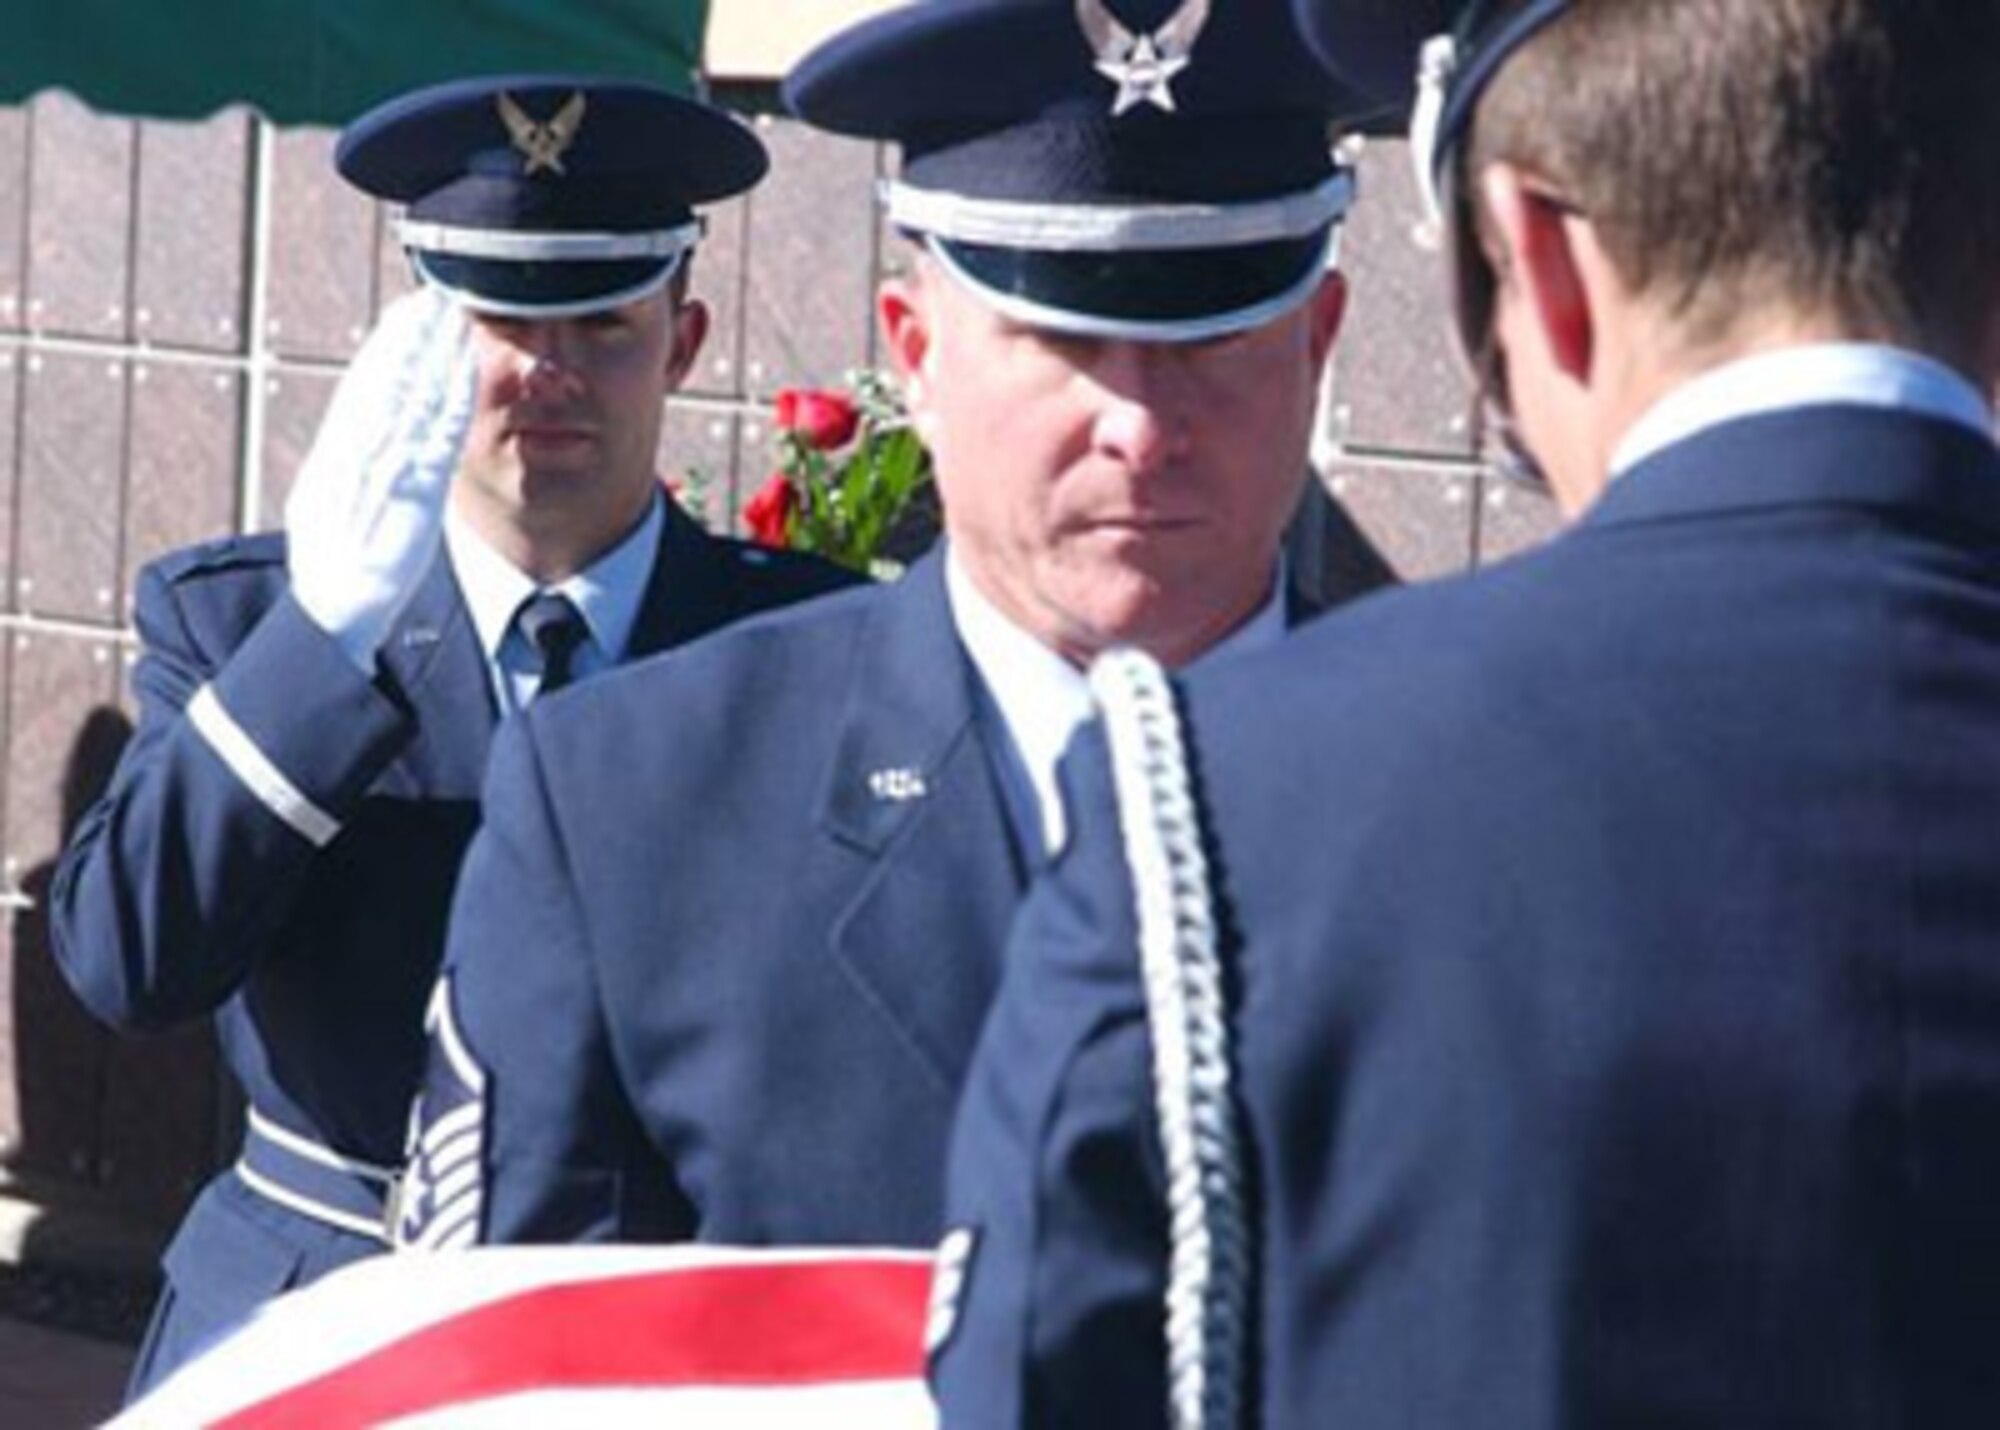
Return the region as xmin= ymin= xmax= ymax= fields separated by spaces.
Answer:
xmin=721 ymin=536 xmax=794 ymax=569
xmin=147 ymin=531 xmax=288 ymax=587
xmin=718 ymin=537 xmax=863 ymax=587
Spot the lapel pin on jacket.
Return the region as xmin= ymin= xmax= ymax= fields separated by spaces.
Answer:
xmin=868 ymin=767 xmax=930 ymax=804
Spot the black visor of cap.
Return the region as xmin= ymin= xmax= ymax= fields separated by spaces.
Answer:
xmin=933 ymin=231 xmax=1330 ymax=328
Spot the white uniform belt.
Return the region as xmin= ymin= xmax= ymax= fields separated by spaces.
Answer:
xmin=235 ymin=1107 xmax=402 ymax=1244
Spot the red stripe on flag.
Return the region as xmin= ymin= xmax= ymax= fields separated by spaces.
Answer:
xmin=212 ymin=1258 xmax=931 ymax=1429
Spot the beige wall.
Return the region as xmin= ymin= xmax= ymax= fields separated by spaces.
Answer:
xmin=707 ymin=0 xmax=911 ymax=80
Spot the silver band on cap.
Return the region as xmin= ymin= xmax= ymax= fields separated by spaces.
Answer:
xmin=883 ymin=170 xmax=1355 ymax=253
xmin=1407 ymin=34 xmax=1460 ymax=244
xmin=394 ymin=219 xmax=703 ymax=263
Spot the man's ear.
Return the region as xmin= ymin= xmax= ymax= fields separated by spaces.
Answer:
xmin=1306 ymin=269 xmax=1348 ymax=369
xmin=664 ymin=297 xmax=710 ymax=390
xmin=1982 ymin=310 xmax=2000 ymax=414
xmin=878 ymin=272 xmax=941 ymax=441
xmin=878 ymin=275 xmax=930 ymax=384
xmin=1476 ymin=163 xmax=1594 ymax=383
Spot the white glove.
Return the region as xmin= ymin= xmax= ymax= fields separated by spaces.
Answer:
xmin=286 ymin=286 xmax=476 ymax=673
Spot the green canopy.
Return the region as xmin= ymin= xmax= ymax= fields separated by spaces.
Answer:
xmin=7 ymin=0 xmax=710 ymax=125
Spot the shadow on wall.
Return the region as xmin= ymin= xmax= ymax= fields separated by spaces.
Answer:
xmin=7 ymin=706 xmax=230 ymax=1269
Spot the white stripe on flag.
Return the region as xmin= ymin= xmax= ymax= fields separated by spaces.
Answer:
xmin=384 ymin=1381 xmax=931 ymax=1427
xmin=113 ymin=1245 xmax=936 ymax=1430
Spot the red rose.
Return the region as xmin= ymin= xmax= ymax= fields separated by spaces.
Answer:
xmin=773 ymin=388 xmax=861 ymax=451
xmin=743 ymin=473 xmax=798 ymax=548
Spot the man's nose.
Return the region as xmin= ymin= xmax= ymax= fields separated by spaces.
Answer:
xmin=512 ymin=328 xmax=582 ymax=395
xmin=1090 ymin=344 xmax=1187 ymax=473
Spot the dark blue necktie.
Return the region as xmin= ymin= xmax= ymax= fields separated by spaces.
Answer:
xmin=517 ymin=591 xmax=588 ymax=696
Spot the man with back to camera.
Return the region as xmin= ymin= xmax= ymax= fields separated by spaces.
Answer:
xmin=49 ymin=74 xmax=853 ymax=1397
xmin=393 ymin=0 xmax=1394 ymax=1256
xmin=935 ymin=0 xmax=2000 ymax=1425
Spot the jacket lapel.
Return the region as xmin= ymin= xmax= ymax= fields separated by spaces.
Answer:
xmin=375 ymin=549 xmax=497 ymax=799
xmin=1285 ymin=575 xmax=1331 ymax=629
xmin=818 ymin=556 xmax=1025 ymax=1096
xmin=629 ymin=496 xmax=748 ymax=658
xmin=375 ymin=497 xmax=763 ymax=798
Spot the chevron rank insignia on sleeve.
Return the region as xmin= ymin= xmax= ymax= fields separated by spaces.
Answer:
xmin=394 ymin=976 xmax=490 ymax=1251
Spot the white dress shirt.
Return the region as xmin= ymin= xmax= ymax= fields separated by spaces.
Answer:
xmin=1612 ymin=343 xmax=1994 ymax=478
xmin=444 ymin=491 xmax=664 ymax=715
xmin=946 ymin=549 xmax=1288 ymax=858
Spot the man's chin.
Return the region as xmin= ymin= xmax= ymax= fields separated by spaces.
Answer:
xmin=1047 ymin=581 xmax=1188 ymax=664
xmin=1054 ymin=560 xmax=1276 ymax=668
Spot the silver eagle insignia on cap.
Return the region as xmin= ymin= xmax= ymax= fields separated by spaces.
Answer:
xmin=496 ymin=91 xmax=587 ymax=177
xmin=1075 ymin=0 xmax=1212 ymax=116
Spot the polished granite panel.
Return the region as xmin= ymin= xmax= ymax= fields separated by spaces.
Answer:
xmin=0 ymin=107 xmax=27 ymax=332
xmin=0 ymin=353 xmax=18 ymax=608
xmin=740 ymin=118 xmax=880 ymax=397
xmin=659 ymin=402 xmax=741 ymax=536
xmin=1474 ymin=472 xmax=1565 ymax=568
xmin=1324 ymin=138 xmax=1478 ymax=459
xmin=253 ymin=364 xmax=337 ymax=532
xmin=3 ymin=667 xmax=126 ymax=1192
xmin=0 ymin=920 xmax=21 ymax=1162
xmin=133 ymin=113 xmax=252 ymax=355
xmin=16 ymin=351 xmax=125 ymax=623
xmin=374 ymin=206 xmax=418 ymax=318
xmin=683 ymin=190 xmax=751 ymax=402
xmin=123 ymin=363 xmax=242 ymax=615
xmin=264 ymin=127 xmax=377 ymax=363
xmin=736 ymin=402 xmax=786 ymax=538
xmin=3 ymin=905 xmax=114 ymax=1190
xmin=1324 ymin=458 xmax=1480 ymax=583
xmin=24 ymin=93 xmax=133 ymax=342
xmin=2 ymin=631 xmax=119 ymax=904
xmin=871 ymin=176 xmax=909 ymax=372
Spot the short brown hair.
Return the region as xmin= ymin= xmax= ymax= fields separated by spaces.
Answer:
xmin=1466 ymin=0 xmax=2000 ymax=363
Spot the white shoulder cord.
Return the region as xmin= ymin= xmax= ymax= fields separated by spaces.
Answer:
xmin=1088 ymin=647 xmax=1247 ymax=1430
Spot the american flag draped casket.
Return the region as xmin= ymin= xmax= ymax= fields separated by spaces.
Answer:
xmin=112 ymin=1245 xmax=936 ymax=1428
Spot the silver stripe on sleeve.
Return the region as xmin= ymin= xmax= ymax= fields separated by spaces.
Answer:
xmin=187 ymin=684 xmax=341 ymax=848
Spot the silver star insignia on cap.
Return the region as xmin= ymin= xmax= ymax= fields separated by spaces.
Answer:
xmin=1076 ymin=0 xmax=1213 ymax=116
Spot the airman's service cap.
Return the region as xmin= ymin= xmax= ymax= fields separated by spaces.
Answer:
xmin=337 ymin=75 xmax=768 ymax=319
xmin=1291 ymin=0 xmax=1573 ymax=224
xmin=786 ymin=0 xmax=1393 ymax=344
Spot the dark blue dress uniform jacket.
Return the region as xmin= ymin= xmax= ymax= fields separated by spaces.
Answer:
xmin=936 ymin=406 xmax=2000 ymax=1429
xmin=412 ymin=552 xmax=1348 ymax=1252
xmin=48 ymin=496 xmax=852 ymax=1390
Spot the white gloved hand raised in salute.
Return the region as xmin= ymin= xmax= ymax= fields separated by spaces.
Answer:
xmin=286 ymin=285 xmax=477 ymax=674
